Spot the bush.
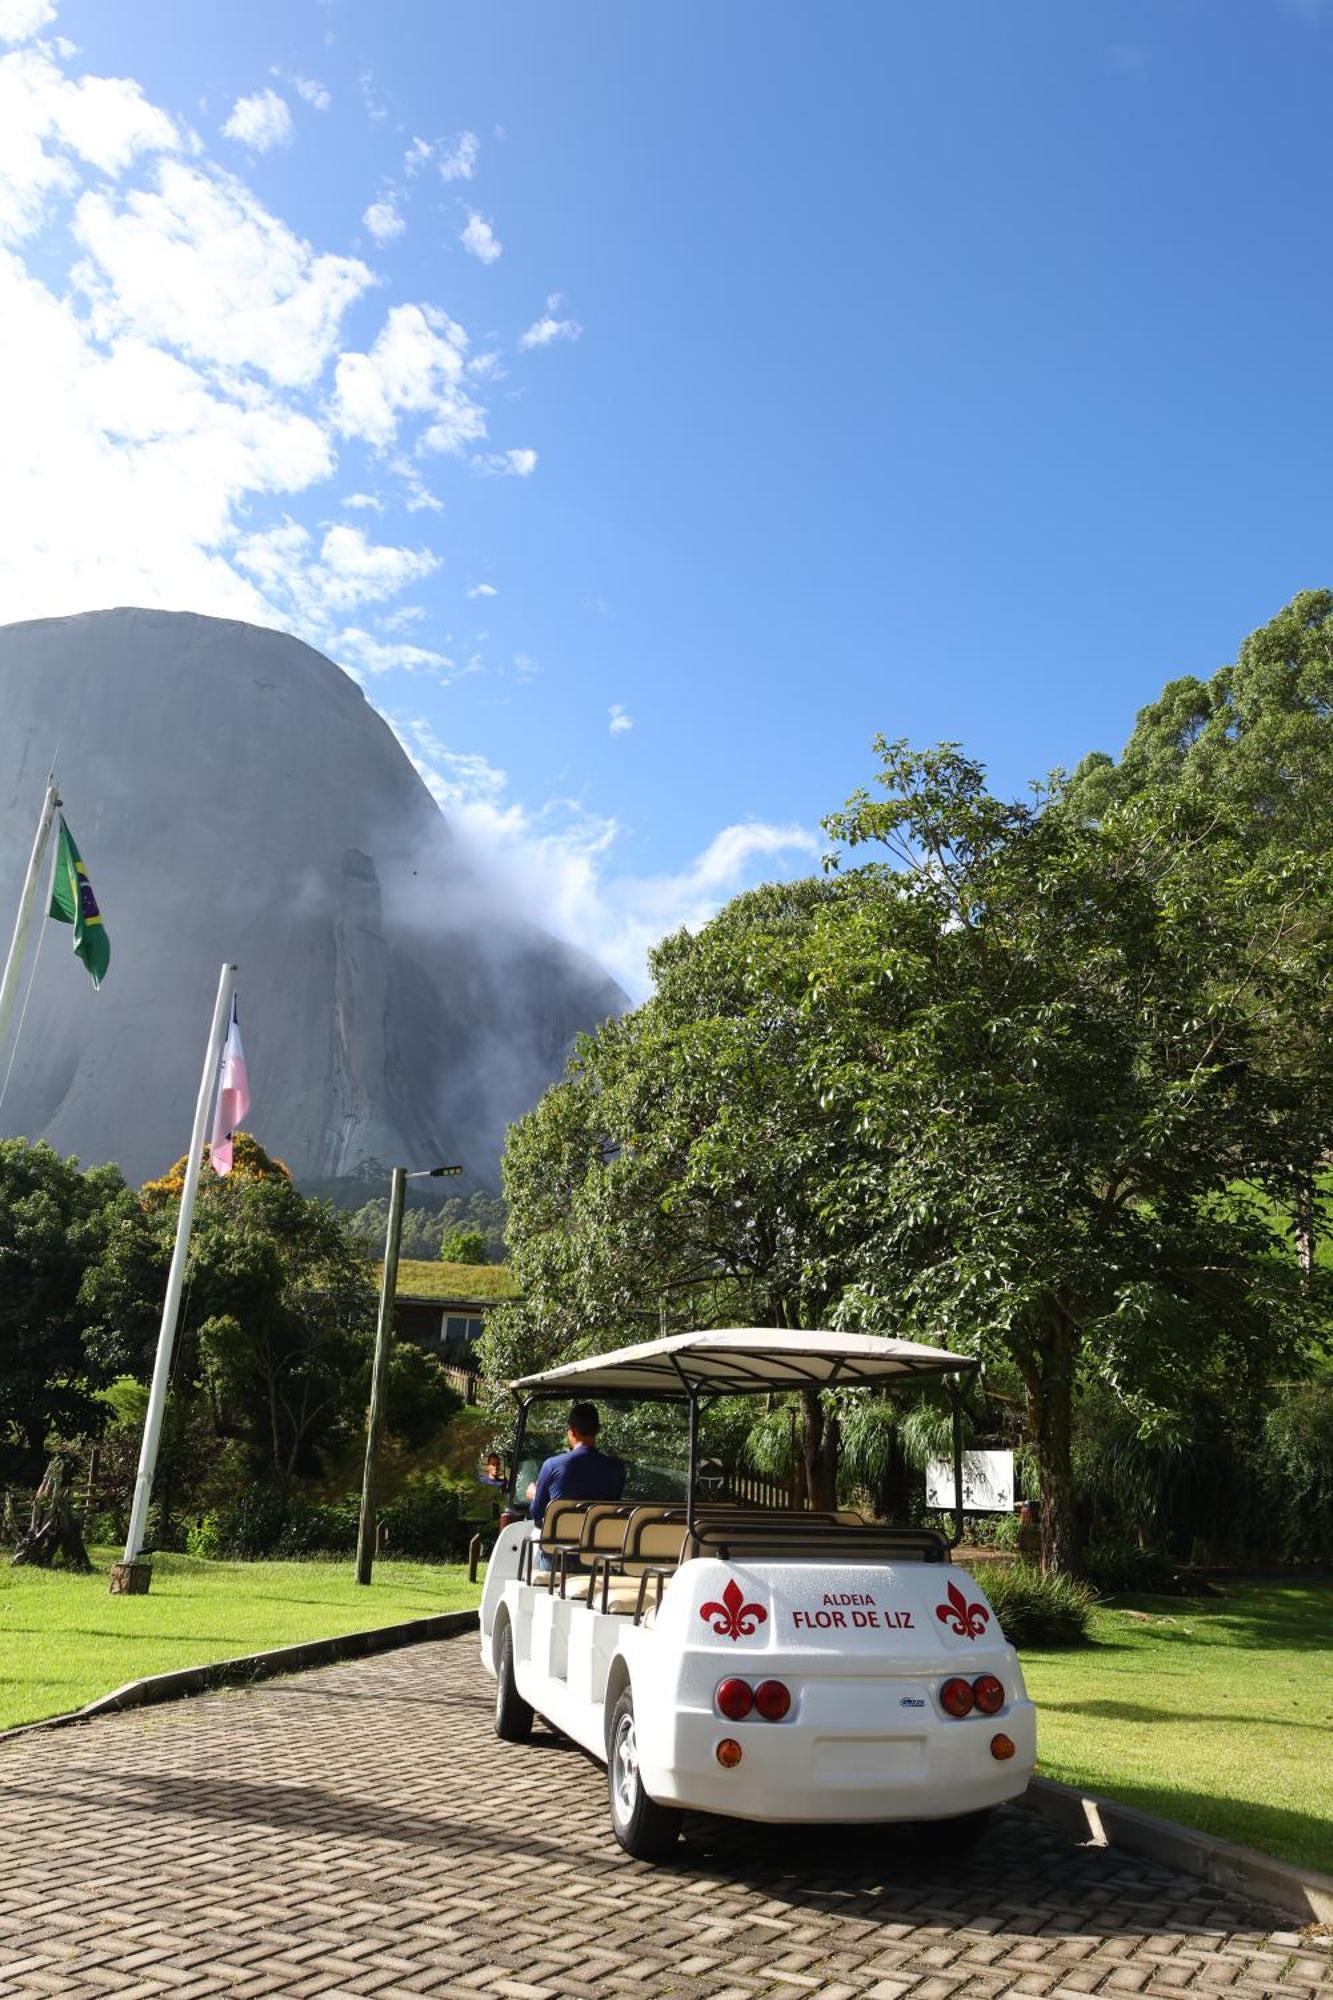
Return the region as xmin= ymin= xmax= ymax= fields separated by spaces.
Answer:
xmin=1082 ymin=1539 xmax=1182 ymax=1597
xmin=440 ymin=1227 xmax=488 ymax=1265
xmin=184 ymin=1478 xmax=474 ymax=1562
xmin=980 ymin=1561 xmax=1093 ymax=1648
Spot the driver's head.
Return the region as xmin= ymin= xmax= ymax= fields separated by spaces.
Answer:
xmin=568 ymin=1401 xmax=601 ymax=1445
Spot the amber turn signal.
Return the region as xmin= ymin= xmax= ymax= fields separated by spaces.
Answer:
xmin=990 ymin=1732 xmax=1016 ymax=1761
xmin=716 ymin=1738 xmax=743 ymax=1768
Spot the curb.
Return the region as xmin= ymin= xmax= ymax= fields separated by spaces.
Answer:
xmin=1020 ymin=1775 xmax=1333 ymax=1926
xmin=0 ymin=1606 xmax=480 ymax=1745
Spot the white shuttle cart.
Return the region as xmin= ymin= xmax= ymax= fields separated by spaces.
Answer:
xmin=479 ymin=1329 xmax=1036 ymax=1860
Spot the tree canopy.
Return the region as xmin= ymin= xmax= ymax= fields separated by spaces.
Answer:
xmin=491 ymin=661 xmax=1333 ymax=1570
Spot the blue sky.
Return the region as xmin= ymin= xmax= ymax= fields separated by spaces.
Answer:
xmin=2 ymin=0 xmax=1330 ymax=992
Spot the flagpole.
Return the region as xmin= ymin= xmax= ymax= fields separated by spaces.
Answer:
xmin=116 ymin=962 xmax=236 ymax=1588
xmin=0 ymin=773 xmax=59 ymax=1064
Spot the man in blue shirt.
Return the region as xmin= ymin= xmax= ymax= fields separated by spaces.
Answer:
xmin=527 ymin=1402 xmax=625 ymax=1534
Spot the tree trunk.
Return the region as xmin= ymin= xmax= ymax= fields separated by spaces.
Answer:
xmin=800 ymin=1389 xmax=839 ymax=1511
xmin=1022 ymin=1314 xmax=1082 ymax=1576
xmin=1293 ymin=1168 xmax=1316 ymax=1283
xmin=10 ymin=1456 xmax=93 ymax=1572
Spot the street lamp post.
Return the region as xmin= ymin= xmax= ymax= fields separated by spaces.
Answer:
xmin=355 ymin=1163 xmax=462 ymax=1585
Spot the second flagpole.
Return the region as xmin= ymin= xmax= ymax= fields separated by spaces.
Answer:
xmin=0 ymin=772 xmax=59 ymax=1067
xmin=116 ymin=961 xmax=237 ymax=1590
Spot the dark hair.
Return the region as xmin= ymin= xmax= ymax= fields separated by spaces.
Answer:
xmin=569 ymin=1401 xmax=601 ymax=1438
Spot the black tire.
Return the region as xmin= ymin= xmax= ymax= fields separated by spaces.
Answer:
xmin=607 ymin=1687 xmax=682 ymax=1860
xmin=917 ymin=1806 xmax=993 ymax=1849
xmin=494 ymin=1622 xmax=534 ymax=1742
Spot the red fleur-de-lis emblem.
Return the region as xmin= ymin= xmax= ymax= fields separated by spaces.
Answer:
xmin=700 ymin=1576 xmax=768 ymax=1642
xmin=935 ymin=1579 xmax=990 ymax=1641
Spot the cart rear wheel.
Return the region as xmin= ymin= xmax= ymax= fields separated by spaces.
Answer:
xmin=607 ymin=1688 xmax=681 ymax=1860
xmin=494 ymin=1622 xmax=533 ymax=1742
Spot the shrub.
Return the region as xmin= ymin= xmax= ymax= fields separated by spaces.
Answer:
xmin=184 ymin=1478 xmax=474 ymax=1562
xmin=1082 ymin=1539 xmax=1182 ymax=1597
xmin=981 ymin=1561 xmax=1093 ymax=1648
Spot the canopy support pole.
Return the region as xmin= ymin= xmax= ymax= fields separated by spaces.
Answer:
xmin=685 ymin=1389 xmax=700 ymax=1544
xmin=947 ymin=1376 xmax=965 ymax=1548
xmin=509 ymin=1397 xmax=532 ymax=1511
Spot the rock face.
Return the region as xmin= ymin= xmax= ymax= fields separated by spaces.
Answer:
xmin=0 ymin=609 xmax=623 ymax=1188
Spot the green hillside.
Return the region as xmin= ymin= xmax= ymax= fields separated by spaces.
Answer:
xmin=396 ymin=1258 xmax=520 ymax=1301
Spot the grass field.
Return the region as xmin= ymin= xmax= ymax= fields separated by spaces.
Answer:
xmin=396 ymin=1258 xmax=520 ymax=1301
xmin=0 ymin=1551 xmax=480 ymax=1733
xmin=1023 ymin=1580 xmax=1332 ymax=1875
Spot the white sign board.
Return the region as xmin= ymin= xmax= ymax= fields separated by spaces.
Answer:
xmin=926 ymin=1449 xmax=1015 ymax=1515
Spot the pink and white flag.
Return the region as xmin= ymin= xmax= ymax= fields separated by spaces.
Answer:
xmin=209 ymin=998 xmax=251 ymax=1175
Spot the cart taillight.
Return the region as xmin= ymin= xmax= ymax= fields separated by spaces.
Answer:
xmin=754 ymin=1679 xmax=792 ymax=1722
xmin=973 ymin=1674 xmax=1005 ymax=1715
xmin=939 ymin=1676 xmax=975 ymax=1718
xmin=715 ymin=1678 xmax=754 ymax=1721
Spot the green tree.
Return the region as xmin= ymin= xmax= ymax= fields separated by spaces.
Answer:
xmin=440 ymin=1226 xmax=488 ymax=1265
xmin=1071 ymin=588 xmax=1333 ymax=1272
xmin=494 ymin=738 xmax=1333 ymax=1570
xmin=140 ymin=1136 xmax=452 ymax=1492
xmin=818 ymin=741 xmax=1333 ymax=1570
xmin=0 ymin=1140 xmax=157 ymax=1483
xmin=489 ymin=876 xmax=884 ymax=1507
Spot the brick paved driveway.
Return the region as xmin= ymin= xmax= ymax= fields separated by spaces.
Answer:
xmin=0 ymin=1634 xmax=1326 ymax=1999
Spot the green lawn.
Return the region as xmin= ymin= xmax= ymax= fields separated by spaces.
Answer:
xmin=397 ymin=1258 xmax=520 ymax=1301
xmin=1023 ymin=1580 xmax=1333 ymax=1875
xmin=0 ymin=1551 xmax=481 ymax=1733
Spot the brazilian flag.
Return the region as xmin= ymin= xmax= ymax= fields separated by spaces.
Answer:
xmin=49 ymin=815 xmax=110 ymax=988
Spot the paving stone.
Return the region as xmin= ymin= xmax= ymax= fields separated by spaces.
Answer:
xmin=0 ymin=1639 xmax=1322 ymax=1998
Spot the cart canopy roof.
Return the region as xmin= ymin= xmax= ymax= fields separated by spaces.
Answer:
xmin=510 ymin=1327 xmax=976 ymax=1398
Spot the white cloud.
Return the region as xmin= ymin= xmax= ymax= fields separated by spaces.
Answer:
xmin=74 ymin=160 xmax=373 ymax=387
xmin=0 ymin=0 xmax=54 ymax=43
xmin=389 ymin=455 xmax=444 ymax=513
xmin=359 ymin=69 xmax=387 ymax=122
xmin=362 ymin=196 xmax=404 ymax=243
xmin=519 ymin=295 xmax=582 ymax=350
xmin=438 ymin=130 xmax=478 ymax=182
xmin=0 ymin=46 xmax=179 ymax=242
xmin=292 ymin=74 xmax=331 ymax=111
xmin=468 ymin=582 xmax=497 ymax=598
xmin=0 ymin=245 xmax=317 ymax=627
xmin=312 ymin=523 xmax=439 ymax=608
xmin=403 ymin=135 xmax=432 ymax=176
xmin=332 ymin=301 xmax=484 ymax=455
xmin=460 ymin=210 xmax=500 ymax=263
xmin=472 ymin=446 xmax=536 ymax=477
xmin=342 ymin=491 xmax=383 ymax=511
xmin=335 ymin=625 xmax=455 ymax=677
xmin=609 ymin=704 xmax=633 ymax=735
xmin=395 ymin=717 xmax=822 ymax=999
xmin=222 ymin=87 xmax=292 ymax=153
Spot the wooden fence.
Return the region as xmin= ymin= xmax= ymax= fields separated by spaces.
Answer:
xmin=725 ymin=1464 xmax=802 ymax=1509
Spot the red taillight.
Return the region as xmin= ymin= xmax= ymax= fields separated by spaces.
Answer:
xmin=940 ymin=1676 xmax=975 ymax=1718
xmin=716 ymin=1738 xmax=743 ymax=1767
xmin=753 ymin=1679 xmax=791 ymax=1722
xmin=715 ymin=1677 xmax=754 ymax=1721
xmin=973 ymin=1674 xmax=1005 ymax=1715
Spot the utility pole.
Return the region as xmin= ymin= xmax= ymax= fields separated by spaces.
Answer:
xmin=356 ymin=1166 xmax=405 ymax=1586
xmin=356 ymin=1161 xmax=462 ymax=1584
